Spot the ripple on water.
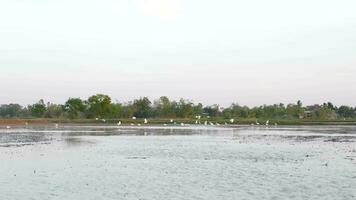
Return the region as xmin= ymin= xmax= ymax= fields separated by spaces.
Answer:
xmin=0 ymin=125 xmax=356 ymax=200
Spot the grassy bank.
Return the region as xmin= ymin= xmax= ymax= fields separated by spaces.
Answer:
xmin=1 ymin=118 xmax=356 ymax=126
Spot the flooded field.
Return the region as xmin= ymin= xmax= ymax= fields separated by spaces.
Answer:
xmin=1 ymin=125 xmax=356 ymax=200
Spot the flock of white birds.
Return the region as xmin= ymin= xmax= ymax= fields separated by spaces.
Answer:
xmin=3 ymin=116 xmax=277 ymax=129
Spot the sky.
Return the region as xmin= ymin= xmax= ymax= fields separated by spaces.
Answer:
xmin=0 ymin=0 xmax=355 ymax=107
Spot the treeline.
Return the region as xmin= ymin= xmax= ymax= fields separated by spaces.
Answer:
xmin=0 ymin=94 xmax=355 ymax=120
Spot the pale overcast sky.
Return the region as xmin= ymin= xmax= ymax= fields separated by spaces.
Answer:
xmin=0 ymin=0 xmax=355 ymax=106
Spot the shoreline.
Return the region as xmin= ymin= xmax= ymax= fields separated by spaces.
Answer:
xmin=0 ymin=118 xmax=356 ymax=126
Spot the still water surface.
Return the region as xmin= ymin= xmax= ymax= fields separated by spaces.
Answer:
xmin=1 ymin=125 xmax=356 ymax=200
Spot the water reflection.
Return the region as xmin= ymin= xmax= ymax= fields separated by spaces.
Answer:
xmin=1 ymin=125 xmax=356 ymax=148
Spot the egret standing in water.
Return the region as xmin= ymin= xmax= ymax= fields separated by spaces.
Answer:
xmin=117 ymin=121 xmax=122 ymax=126
xmin=144 ymin=118 xmax=148 ymax=124
xmin=265 ymin=120 xmax=269 ymax=126
xmin=230 ymin=119 xmax=234 ymax=123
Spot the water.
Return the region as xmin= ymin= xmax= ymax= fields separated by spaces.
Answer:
xmin=1 ymin=125 xmax=356 ymax=200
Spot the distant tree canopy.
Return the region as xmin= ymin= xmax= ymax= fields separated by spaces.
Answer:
xmin=0 ymin=95 xmax=355 ymax=120
xmin=28 ymin=99 xmax=46 ymax=118
xmin=64 ymin=98 xmax=86 ymax=119
xmin=86 ymin=94 xmax=112 ymax=118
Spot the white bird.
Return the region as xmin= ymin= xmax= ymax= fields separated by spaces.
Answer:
xmin=256 ymin=120 xmax=260 ymax=125
xmin=117 ymin=121 xmax=122 ymax=126
xmin=195 ymin=120 xmax=198 ymax=124
xmin=209 ymin=122 xmax=214 ymax=126
xmin=163 ymin=124 xmax=167 ymax=126
xmin=102 ymin=119 xmax=106 ymax=122
xmin=266 ymin=120 xmax=269 ymax=126
xmin=204 ymin=121 xmax=208 ymax=125
xmin=230 ymin=119 xmax=234 ymax=123
xmin=180 ymin=123 xmax=184 ymax=126
xmin=170 ymin=119 xmax=174 ymax=123
xmin=6 ymin=126 xmax=11 ymax=129
xmin=144 ymin=118 xmax=148 ymax=124
xmin=130 ymin=123 xmax=135 ymax=126
xmin=95 ymin=118 xmax=99 ymax=121
xmin=216 ymin=123 xmax=220 ymax=126
xmin=137 ymin=123 xmax=141 ymax=126
xmin=55 ymin=124 xmax=59 ymax=128
xmin=132 ymin=117 xmax=136 ymax=120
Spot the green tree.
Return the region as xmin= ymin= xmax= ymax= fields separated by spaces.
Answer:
xmin=86 ymin=94 xmax=112 ymax=118
xmin=64 ymin=98 xmax=86 ymax=119
xmin=176 ymin=99 xmax=194 ymax=118
xmin=337 ymin=106 xmax=354 ymax=118
xmin=107 ymin=103 xmax=124 ymax=118
xmin=132 ymin=97 xmax=152 ymax=118
xmin=314 ymin=103 xmax=336 ymax=119
xmin=28 ymin=99 xmax=47 ymax=118
xmin=0 ymin=104 xmax=23 ymax=118
xmin=193 ymin=103 xmax=204 ymax=116
xmin=45 ymin=103 xmax=64 ymax=118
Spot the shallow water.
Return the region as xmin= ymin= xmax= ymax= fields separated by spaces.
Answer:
xmin=1 ymin=125 xmax=356 ymax=200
